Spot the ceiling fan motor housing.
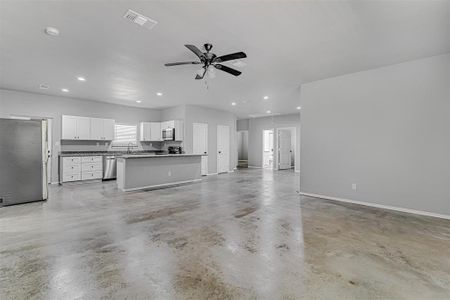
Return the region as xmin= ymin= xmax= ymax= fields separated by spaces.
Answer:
xmin=204 ymin=43 xmax=213 ymax=52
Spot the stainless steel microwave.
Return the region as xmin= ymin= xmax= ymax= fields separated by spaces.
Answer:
xmin=162 ymin=128 xmax=175 ymax=141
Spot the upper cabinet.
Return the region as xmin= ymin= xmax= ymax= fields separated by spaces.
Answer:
xmin=91 ymin=118 xmax=114 ymax=140
xmin=140 ymin=122 xmax=162 ymax=141
xmin=173 ymin=120 xmax=183 ymax=141
xmin=141 ymin=120 xmax=183 ymax=141
xmin=62 ymin=115 xmax=90 ymax=140
xmin=62 ymin=115 xmax=115 ymax=141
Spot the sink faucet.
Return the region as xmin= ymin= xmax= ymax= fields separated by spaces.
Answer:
xmin=127 ymin=142 xmax=134 ymax=154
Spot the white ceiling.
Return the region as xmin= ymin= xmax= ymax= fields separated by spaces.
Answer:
xmin=0 ymin=1 xmax=449 ymax=118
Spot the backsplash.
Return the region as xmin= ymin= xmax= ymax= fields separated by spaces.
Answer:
xmin=59 ymin=140 xmax=182 ymax=153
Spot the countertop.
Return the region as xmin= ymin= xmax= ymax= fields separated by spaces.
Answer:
xmin=59 ymin=151 xmax=163 ymax=157
xmin=118 ymin=154 xmax=206 ymax=159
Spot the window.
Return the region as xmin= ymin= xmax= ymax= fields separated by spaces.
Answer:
xmin=113 ymin=123 xmax=137 ymax=146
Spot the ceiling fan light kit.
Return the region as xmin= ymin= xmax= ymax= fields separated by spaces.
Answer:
xmin=165 ymin=43 xmax=247 ymax=80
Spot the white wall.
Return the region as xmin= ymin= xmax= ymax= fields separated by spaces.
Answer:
xmin=244 ymin=114 xmax=301 ymax=172
xmin=237 ymin=131 xmax=248 ymax=161
xmin=300 ymin=54 xmax=450 ymax=216
xmin=0 ymin=89 xmax=163 ymax=183
xmin=183 ymin=105 xmax=237 ymax=174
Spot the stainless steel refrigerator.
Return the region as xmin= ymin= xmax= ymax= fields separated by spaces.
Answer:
xmin=0 ymin=118 xmax=48 ymax=206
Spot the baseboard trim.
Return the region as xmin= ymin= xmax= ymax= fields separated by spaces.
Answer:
xmin=248 ymin=166 xmax=262 ymax=169
xmin=121 ymin=179 xmax=202 ymax=192
xmin=300 ymin=192 xmax=450 ymax=220
xmin=206 ymin=172 xmax=218 ymax=176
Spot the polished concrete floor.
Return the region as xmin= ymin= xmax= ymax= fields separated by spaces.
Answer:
xmin=1 ymin=169 xmax=449 ymax=299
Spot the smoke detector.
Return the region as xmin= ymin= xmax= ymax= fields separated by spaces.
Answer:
xmin=123 ymin=9 xmax=157 ymax=30
xmin=39 ymin=84 xmax=49 ymax=89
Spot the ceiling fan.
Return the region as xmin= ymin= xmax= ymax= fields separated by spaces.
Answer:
xmin=165 ymin=43 xmax=247 ymax=80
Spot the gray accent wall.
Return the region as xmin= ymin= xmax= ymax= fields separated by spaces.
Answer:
xmin=244 ymin=114 xmax=301 ymax=171
xmin=300 ymin=54 xmax=450 ymax=215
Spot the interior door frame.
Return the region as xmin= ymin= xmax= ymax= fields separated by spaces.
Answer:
xmin=262 ymin=128 xmax=275 ymax=169
xmin=275 ymin=126 xmax=296 ymax=170
xmin=217 ymin=125 xmax=230 ymax=174
xmin=193 ymin=122 xmax=208 ymax=175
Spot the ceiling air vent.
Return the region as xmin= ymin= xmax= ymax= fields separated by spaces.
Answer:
xmin=123 ymin=9 xmax=157 ymax=30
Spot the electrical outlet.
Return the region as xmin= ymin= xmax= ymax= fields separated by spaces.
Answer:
xmin=352 ymin=183 xmax=357 ymax=191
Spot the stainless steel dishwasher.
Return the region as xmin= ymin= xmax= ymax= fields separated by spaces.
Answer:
xmin=103 ymin=155 xmax=117 ymax=180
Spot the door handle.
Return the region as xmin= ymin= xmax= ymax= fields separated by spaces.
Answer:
xmin=218 ymin=151 xmax=222 ymax=154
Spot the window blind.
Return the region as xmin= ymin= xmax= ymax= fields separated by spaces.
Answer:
xmin=113 ymin=123 xmax=137 ymax=146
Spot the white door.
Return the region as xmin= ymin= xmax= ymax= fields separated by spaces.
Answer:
xmin=62 ymin=115 xmax=77 ymax=139
xmin=193 ymin=123 xmax=208 ymax=175
xmin=217 ymin=125 xmax=230 ymax=173
xmin=278 ymin=129 xmax=292 ymax=169
xmin=77 ymin=117 xmax=91 ymax=140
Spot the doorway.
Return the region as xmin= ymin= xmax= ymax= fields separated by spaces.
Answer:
xmin=193 ymin=123 xmax=208 ymax=175
xmin=237 ymin=130 xmax=248 ymax=168
xmin=262 ymin=129 xmax=274 ymax=169
xmin=276 ymin=127 xmax=296 ymax=171
xmin=217 ymin=125 xmax=230 ymax=173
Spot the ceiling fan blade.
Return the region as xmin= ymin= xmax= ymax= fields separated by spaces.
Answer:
xmin=195 ymin=68 xmax=207 ymax=80
xmin=214 ymin=64 xmax=242 ymax=76
xmin=165 ymin=61 xmax=201 ymax=66
xmin=215 ymin=52 xmax=246 ymax=63
xmin=185 ymin=44 xmax=205 ymax=60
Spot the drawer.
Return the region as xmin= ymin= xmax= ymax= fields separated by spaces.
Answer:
xmin=63 ymin=164 xmax=81 ymax=174
xmin=82 ymin=162 xmax=102 ymax=172
xmin=63 ymin=173 xmax=81 ymax=182
xmin=82 ymin=156 xmax=102 ymax=163
xmin=82 ymin=171 xmax=103 ymax=180
xmin=63 ymin=157 xmax=81 ymax=165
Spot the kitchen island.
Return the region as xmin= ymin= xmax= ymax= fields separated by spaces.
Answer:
xmin=116 ymin=154 xmax=204 ymax=191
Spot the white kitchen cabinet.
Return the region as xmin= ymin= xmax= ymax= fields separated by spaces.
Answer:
xmin=62 ymin=115 xmax=90 ymax=140
xmin=61 ymin=155 xmax=102 ymax=183
xmin=90 ymin=118 xmax=115 ymax=140
xmin=103 ymin=119 xmax=115 ymax=140
xmin=62 ymin=115 xmax=114 ymax=141
xmin=139 ymin=122 xmax=151 ymax=141
xmin=140 ymin=122 xmax=162 ymax=141
xmin=77 ymin=117 xmax=91 ymax=140
xmin=150 ymin=122 xmax=162 ymax=141
xmin=90 ymin=118 xmax=103 ymax=140
xmin=61 ymin=116 xmax=77 ymax=140
xmin=173 ymin=120 xmax=183 ymax=141
xmin=161 ymin=121 xmax=174 ymax=129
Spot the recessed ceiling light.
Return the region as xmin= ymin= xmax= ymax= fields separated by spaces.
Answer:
xmin=136 ymin=100 xmax=142 ymax=103
xmin=231 ymin=102 xmax=237 ymax=106
xmin=296 ymin=106 xmax=301 ymax=110
xmin=77 ymin=76 xmax=86 ymax=81
xmin=266 ymin=110 xmax=271 ymax=114
xmin=39 ymin=84 xmax=49 ymax=90
xmin=61 ymin=88 xmax=69 ymax=93
xmin=263 ymin=96 xmax=269 ymax=100
xmin=156 ymin=92 xmax=163 ymax=96
xmin=44 ymin=27 xmax=60 ymax=36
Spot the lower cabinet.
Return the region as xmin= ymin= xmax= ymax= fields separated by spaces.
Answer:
xmin=61 ymin=156 xmax=103 ymax=183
